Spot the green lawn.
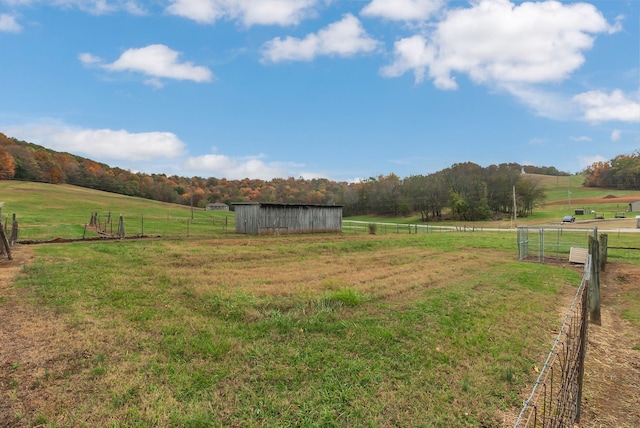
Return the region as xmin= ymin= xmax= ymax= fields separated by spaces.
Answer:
xmin=3 ymin=233 xmax=581 ymax=427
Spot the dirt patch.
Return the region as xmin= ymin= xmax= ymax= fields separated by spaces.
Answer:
xmin=546 ymin=193 xmax=640 ymax=206
xmin=1 ymin=247 xmax=97 ymax=427
xmin=0 ymin=246 xmax=33 ymax=290
xmin=580 ymin=263 xmax=640 ymax=427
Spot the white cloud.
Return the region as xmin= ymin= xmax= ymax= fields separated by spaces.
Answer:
xmin=73 ymin=0 xmax=117 ymax=14
xmin=382 ymin=0 xmax=615 ymax=89
xmin=610 ymin=129 xmax=621 ymax=142
xmin=262 ymin=14 xmax=378 ymax=63
xmin=122 ymin=1 xmax=146 ymax=15
xmin=361 ymin=0 xmax=443 ymax=22
xmin=165 ymin=0 xmax=318 ymax=26
xmin=81 ymin=44 xmax=214 ymax=87
xmin=0 ymin=13 xmax=22 ymax=32
xmin=380 ymin=35 xmax=435 ymax=84
xmin=573 ymin=90 xmax=640 ymax=123
xmin=78 ymin=52 xmax=102 ymax=65
xmin=499 ymin=83 xmax=579 ymax=121
xmin=528 ymin=138 xmax=547 ymax=145
xmin=184 ymin=152 xmax=291 ymax=180
xmin=570 ymin=136 xmax=592 ymax=142
xmin=1 ymin=0 xmax=146 ymax=15
xmin=236 ymin=0 xmax=317 ymax=26
xmin=165 ymin=0 xmax=224 ymax=24
xmin=578 ymin=154 xmax=607 ymax=169
xmin=4 ymin=121 xmax=186 ymax=162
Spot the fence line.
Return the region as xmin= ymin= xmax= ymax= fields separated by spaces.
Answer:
xmin=514 ymin=258 xmax=592 ymax=427
xmin=14 ymin=212 xmax=236 ymax=242
xmin=17 ymin=216 xmax=501 ymax=242
xmin=517 ymin=226 xmax=598 ymax=262
xmin=342 ymin=220 xmax=501 ymax=234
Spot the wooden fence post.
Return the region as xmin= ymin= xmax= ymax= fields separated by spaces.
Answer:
xmin=599 ymin=233 xmax=608 ymax=272
xmin=589 ymin=236 xmax=601 ymax=325
xmin=0 ymin=223 xmax=12 ymax=260
xmin=9 ymin=214 xmax=18 ymax=246
xmin=117 ymin=214 xmax=125 ymax=238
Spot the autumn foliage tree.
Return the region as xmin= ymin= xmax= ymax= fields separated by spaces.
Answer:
xmin=0 ymin=146 xmax=15 ymax=179
xmin=583 ymin=152 xmax=640 ymax=190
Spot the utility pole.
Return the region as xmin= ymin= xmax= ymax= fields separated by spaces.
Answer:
xmin=513 ymin=185 xmax=517 ymax=227
xmin=190 ymin=180 xmax=194 ymax=220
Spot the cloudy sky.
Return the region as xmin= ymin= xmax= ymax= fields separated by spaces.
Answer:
xmin=1 ymin=0 xmax=638 ymax=181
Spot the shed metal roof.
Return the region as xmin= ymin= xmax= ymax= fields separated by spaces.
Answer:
xmin=232 ymin=202 xmax=343 ymax=208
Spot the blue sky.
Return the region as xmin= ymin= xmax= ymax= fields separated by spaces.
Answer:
xmin=1 ymin=0 xmax=638 ymax=182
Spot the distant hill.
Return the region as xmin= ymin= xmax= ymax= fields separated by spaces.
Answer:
xmin=0 ymin=132 xmax=595 ymax=220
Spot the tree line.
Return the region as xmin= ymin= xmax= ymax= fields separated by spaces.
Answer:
xmin=582 ymin=152 xmax=640 ymax=190
xmin=1 ymin=132 xmax=564 ymax=220
xmin=343 ymin=162 xmax=545 ymax=220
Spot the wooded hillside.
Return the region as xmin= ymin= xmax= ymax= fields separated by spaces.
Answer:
xmin=582 ymin=151 xmax=640 ymax=190
xmin=0 ymin=132 xmax=581 ymax=220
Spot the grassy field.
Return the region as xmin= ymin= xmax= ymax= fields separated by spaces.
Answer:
xmin=1 ymin=178 xmax=639 ymax=427
xmin=0 ymin=181 xmax=235 ymax=241
xmin=4 ymin=234 xmax=581 ymax=427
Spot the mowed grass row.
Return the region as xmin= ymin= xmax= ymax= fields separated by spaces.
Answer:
xmin=4 ymin=233 xmax=581 ymax=427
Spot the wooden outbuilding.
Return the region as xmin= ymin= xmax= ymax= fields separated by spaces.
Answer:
xmin=206 ymin=202 xmax=229 ymax=211
xmin=629 ymin=200 xmax=640 ymax=212
xmin=233 ymin=202 xmax=342 ymax=235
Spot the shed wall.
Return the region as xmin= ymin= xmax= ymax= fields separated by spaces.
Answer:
xmin=234 ymin=204 xmax=342 ymax=235
xmin=258 ymin=205 xmax=342 ymax=235
xmin=234 ymin=204 xmax=260 ymax=234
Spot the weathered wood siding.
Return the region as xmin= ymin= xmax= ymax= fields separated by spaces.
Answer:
xmin=206 ymin=203 xmax=229 ymax=211
xmin=234 ymin=203 xmax=260 ymax=234
xmin=234 ymin=203 xmax=342 ymax=235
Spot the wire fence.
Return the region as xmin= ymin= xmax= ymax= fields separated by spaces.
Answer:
xmin=514 ymin=250 xmax=595 ymax=427
xmin=17 ymin=215 xmax=507 ymax=241
xmin=342 ymin=220 xmax=500 ymax=234
xmin=13 ymin=211 xmax=237 ymax=242
xmin=517 ymin=226 xmax=597 ymax=262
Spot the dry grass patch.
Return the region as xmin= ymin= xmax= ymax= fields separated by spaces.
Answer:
xmin=163 ymin=236 xmax=486 ymax=302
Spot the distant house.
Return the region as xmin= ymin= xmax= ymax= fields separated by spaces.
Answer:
xmin=629 ymin=201 xmax=640 ymax=212
xmin=233 ymin=202 xmax=342 ymax=235
xmin=206 ymin=202 xmax=229 ymax=211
